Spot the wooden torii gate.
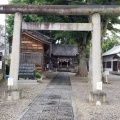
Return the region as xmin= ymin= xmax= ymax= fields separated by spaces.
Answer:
xmin=0 ymin=5 xmax=120 ymax=101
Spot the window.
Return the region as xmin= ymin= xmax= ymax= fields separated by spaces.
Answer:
xmin=106 ymin=61 xmax=111 ymax=68
xmin=0 ymin=52 xmax=2 ymax=61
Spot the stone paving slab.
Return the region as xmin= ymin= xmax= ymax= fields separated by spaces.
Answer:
xmin=18 ymin=72 xmax=74 ymax=120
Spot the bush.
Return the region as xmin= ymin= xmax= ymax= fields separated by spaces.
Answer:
xmin=35 ymin=70 xmax=41 ymax=79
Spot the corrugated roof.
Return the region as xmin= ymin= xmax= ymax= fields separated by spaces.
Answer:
xmin=52 ymin=44 xmax=78 ymax=56
xmin=103 ymin=44 xmax=120 ymax=56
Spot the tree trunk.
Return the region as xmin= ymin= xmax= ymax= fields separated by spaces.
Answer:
xmin=76 ymin=46 xmax=88 ymax=77
xmin=101 ymin=17 xmax=111 ymax=39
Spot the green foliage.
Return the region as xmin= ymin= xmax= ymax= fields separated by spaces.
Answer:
xmin=6 ymin=14 xmax=14 ymax=36
xmin=35 ymin=70 xmax=41 ymax=79
xmin=102 ymin=34 xmax=120 ymax=53
xmin=7 ymin=0 xmax=120 ymax=42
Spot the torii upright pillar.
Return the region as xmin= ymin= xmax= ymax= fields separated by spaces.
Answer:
xmin=89 ymin=13 xmax=106 ymax=103
xmin=8 ymin=12 xmax=22 ymax=100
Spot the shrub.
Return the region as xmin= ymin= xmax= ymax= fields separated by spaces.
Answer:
xmin=35 ymin=70 xmax=41 ymax=79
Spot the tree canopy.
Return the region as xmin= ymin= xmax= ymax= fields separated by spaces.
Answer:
xmin=102 ymin=33 xmax=120 ymax=53
xmin=7 ymin=0 xmax=120 ymax=45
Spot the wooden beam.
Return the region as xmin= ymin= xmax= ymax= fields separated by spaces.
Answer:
xmin=0 ymin=5 xmax=120 ymax=15
xmin=22 ymin=22 xmax=92 ymax=31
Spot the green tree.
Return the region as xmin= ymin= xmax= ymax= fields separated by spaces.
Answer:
xmin=102 ymin=34 xmax=120 ymax=53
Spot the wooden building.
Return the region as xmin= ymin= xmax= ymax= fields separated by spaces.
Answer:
xmin=51 ymin=44 xmax=78 ymax=72
xmin=9 ymin=31 xmax=51 ymax=71
xmin=9 ymin=31 xmax=78 ymax=73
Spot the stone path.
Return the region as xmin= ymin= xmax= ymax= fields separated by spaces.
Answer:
xmin=18 ymin=72 xmax=74 ymax=120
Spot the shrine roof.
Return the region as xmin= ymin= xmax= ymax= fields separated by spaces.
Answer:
xmin=52 ymin=44 xmax=78 ymax=56
xmin=8 ymin=30 xmax=51 ymax=45
xmin=23 ymin=30 xmax=51 ymax=45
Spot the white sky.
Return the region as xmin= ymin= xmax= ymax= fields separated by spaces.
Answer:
xmin=0 ymin=0 xmax=9 ymax=25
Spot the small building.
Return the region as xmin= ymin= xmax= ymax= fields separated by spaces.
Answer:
xmin=102 ymin=44 xmax=120 ymax=72
xmin=9 ymin=31 xmax=51 ymax=71
xmin=51 ymin=44 xmax=78 ymax=72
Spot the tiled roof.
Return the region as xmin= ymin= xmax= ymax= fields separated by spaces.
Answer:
xmin=52 ymin=44 xmax=78 ymax=56
xmin=24 ymin=30 xmax=51 ymax=44
xmin=9 ymin=30 xmax=51 ymax=45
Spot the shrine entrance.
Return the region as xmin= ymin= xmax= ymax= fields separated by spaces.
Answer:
xmin=58 ymin=58 xmax=70 ymax=70
xmin=59 ymin=60 xmax=69 ymax=68
xmin=0 ymin=5 xmax=120 ymax=102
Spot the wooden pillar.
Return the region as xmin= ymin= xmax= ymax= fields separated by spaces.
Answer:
xmin=9 ymin=12 xmax=22 ymax=90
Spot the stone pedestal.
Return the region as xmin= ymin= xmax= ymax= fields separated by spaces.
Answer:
xmin=89 ymin=91 xmax=106 ymax=103
xmin=4 ymin=90 xmax=21 ymax=101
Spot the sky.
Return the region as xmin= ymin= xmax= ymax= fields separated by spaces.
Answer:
xmin=0 ymin=0 xmax=9 ymax=25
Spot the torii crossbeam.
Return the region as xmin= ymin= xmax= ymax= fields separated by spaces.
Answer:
xmin=0 ymin=5 xmax=120 ymax=15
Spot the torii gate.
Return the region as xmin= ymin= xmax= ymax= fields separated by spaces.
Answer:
xmin=0 ymin=5 xmax=120 ymax=101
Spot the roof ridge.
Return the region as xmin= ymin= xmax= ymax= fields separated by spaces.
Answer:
xmin=103 ymin=44 xmax=120 ymax=56
xmin=24 ymin=30 xmax=51 ymax=44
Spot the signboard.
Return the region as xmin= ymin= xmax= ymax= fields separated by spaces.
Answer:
xmin=8 ymin=78 xmax=13 ymax=86
xmin=19 ymin=63 xmax=35 ymax=79
xmin=0 ymin=61 xmax=2 ymax=69
xmin=96 ymin=82 xmax=102 ymax=90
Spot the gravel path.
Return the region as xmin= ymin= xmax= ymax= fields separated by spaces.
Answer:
xmin=0 ymin=71 xmax=58 ymax=120
xmin=69 ymin=73 xmax=120 ymax=120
